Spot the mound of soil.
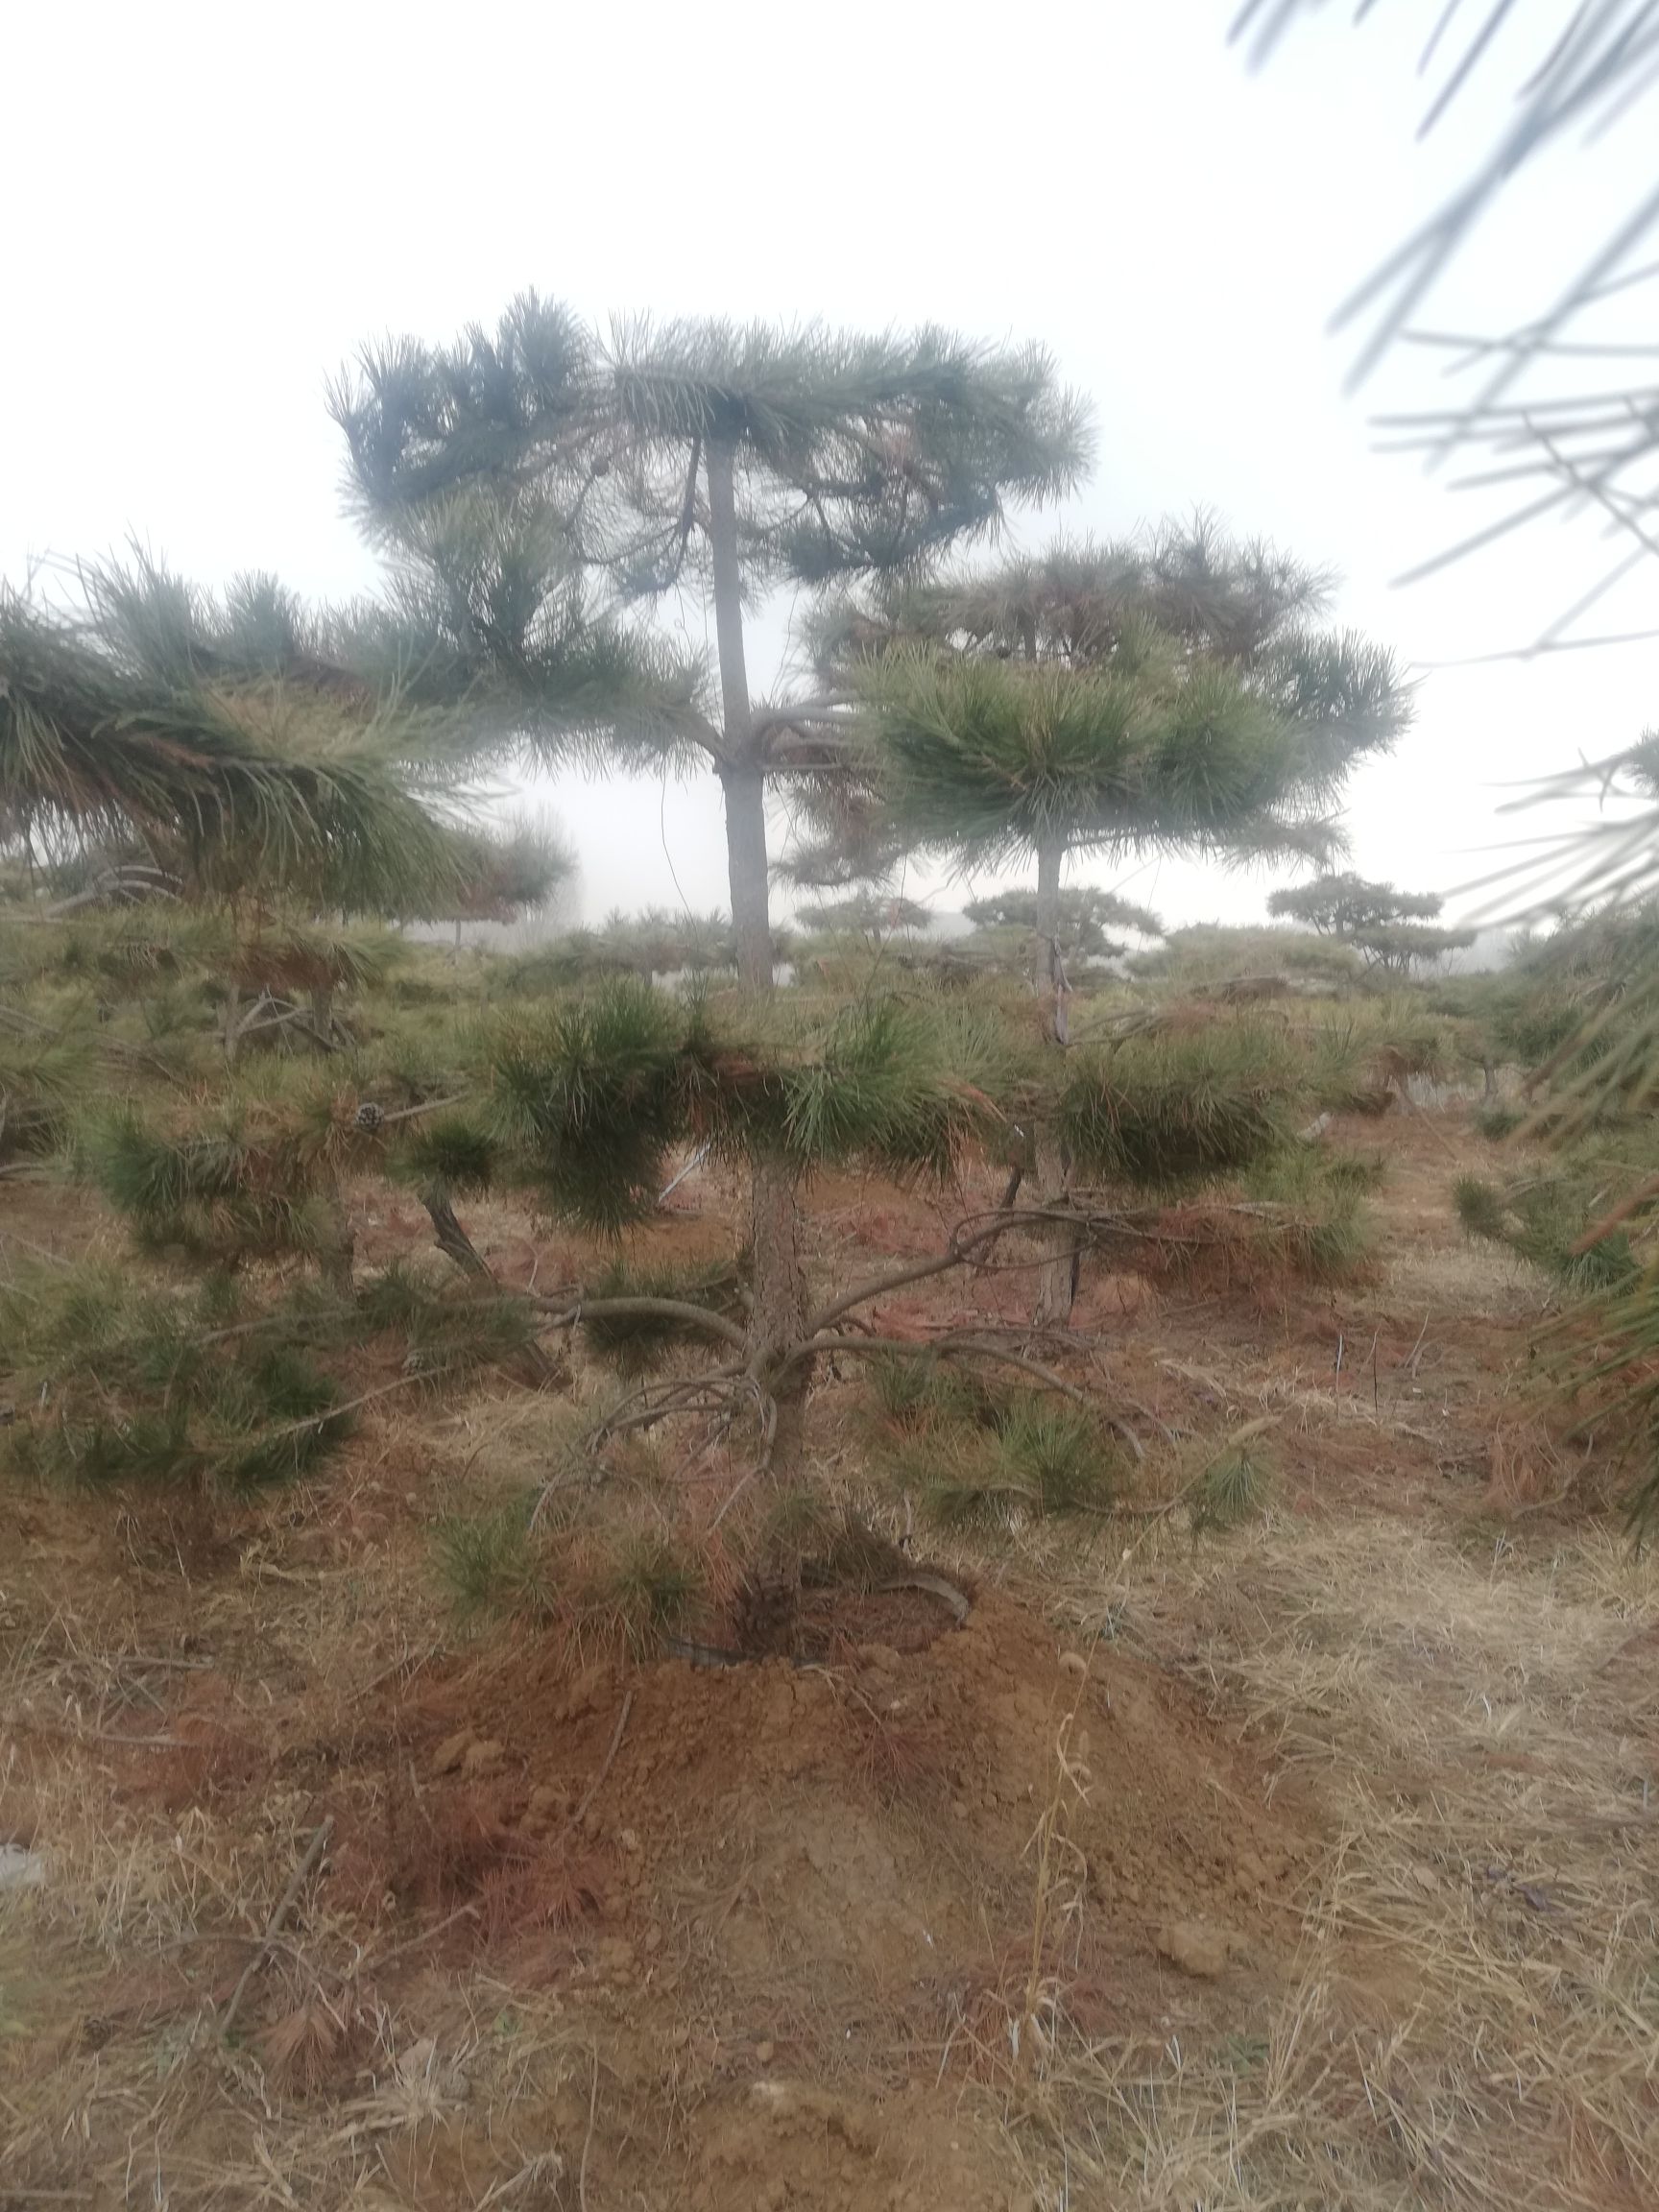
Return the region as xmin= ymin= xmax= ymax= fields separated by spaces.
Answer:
xmin=314 ymin=1582 xmax=1317 ymax=2204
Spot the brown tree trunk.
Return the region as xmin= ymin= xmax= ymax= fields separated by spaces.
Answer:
xmin=1032 ymin=1140 xmax=1079 ymax=1330
xmin=1032 ymin=833 xmax=1077 ymax=1328
xmin=319 ymin=1188 xmax=355 ymax=1299
xmin=705 ymin=437 xmax=809 ymax=1466
xmin=421 ymin=1185 xmax=563 ymax=1387
xmin=422 ymin=1186 xmax=492 ymax=1276
xmin=748 ymin=1146 xmax=810 ymax=1470
xmin=706 ymin=441 xmax=771 ymax=992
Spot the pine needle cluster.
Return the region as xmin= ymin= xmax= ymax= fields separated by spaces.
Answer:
xmin=0 ymin=1263 xmax=351 ymax=1492
xmin=2 ymin=1252 xmax=553 ymax=1500
xmin=1190 ymin=1421 xmax=1276 ymax=1537
xmin=1455 ymin=1165 xmax=1642 ymax=1296
xmin=867 ymin=1357 xmax=1124 ymax=1528
xmin=482 ymin=979 xmax=1020 ymax=1232
xmin=1 ymin=565 xmax=465 ymax=916
xmin=1059 ymin=1023 xmax=1301 ymax=1185
xmin=87 ymin=1099 xmax=370 ymax=1272
xmin=435 ymin=1480 xmax=706 ymax=1656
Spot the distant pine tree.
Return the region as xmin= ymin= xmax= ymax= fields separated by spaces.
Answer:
xmin=805 ymin=521 xmax=1411 ymax=1318
xmin=1269 ymin=874 xmax=1475 ymax=975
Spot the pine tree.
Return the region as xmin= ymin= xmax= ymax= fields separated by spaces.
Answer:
xmin=434 ymin=816 xmax=573 ymax=950
xmin=829 ymin=523 xmax=1407 ymax=1011
xmin=962 ymin=886 xmax=1164 ymax=973
xmin=0 ymin=566 xmax=459 ymax=911
xmin=0 ymin=553 xmax=560 ymax=1075
xmin=813 ymin=520 xmax=1412 ymax=1319
xmin=1268 ymin=873 xmax=1475 ymax=975
xmin=796 ymin=891 xmax=933 ymax=938
xmin=328 ymin=294 xmax=1092 ymax=1464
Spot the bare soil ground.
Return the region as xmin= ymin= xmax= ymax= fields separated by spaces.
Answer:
xmin=4 ymin=1106 xmax=1658 ymax=2209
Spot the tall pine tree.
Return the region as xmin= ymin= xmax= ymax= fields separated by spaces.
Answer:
xmin=329 ymin=295 xmax=1092 ymax=1462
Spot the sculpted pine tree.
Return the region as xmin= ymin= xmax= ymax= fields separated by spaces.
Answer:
xmin=1267 ymin=873 xmax=1475 ymax=974
xmin=330 ymin=296 xmax=1091 ymax=1464
xmin=820 ymin=521 xmax=1412 ymax=1320
xmin=435 ymin=818 xmax=573 ymax=950
xmin=961 ymin=886 xmax=1164 ymax=975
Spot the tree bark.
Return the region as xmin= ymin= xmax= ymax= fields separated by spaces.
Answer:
xmin=705 ymin=436 xmax=808 ymax=1466
xmin=706 ymin=443 xmax=773 ymax=991
xmin=319 ymin=1189 xmax=355 ymax=1299
xmin=422 ymin=1186 xmax=492 ymax=1276
xmin=748 ymin=1145 xmax=810 ymax=1471
xmin=308 ymin=985 xmax=337 ymax=1053
xmin=1032 ymin=1154 xmax=1080 ymax=1330
xmin=1033 ymin=832 xmax=1067 ymax=1044
xmin=1032 ymin=832 xmax=1077 ymax=1328
xmin=422 ymin=1186 xmax=565 ymax=1388
xmin=721 ymin=767 xmax=775 ymax=991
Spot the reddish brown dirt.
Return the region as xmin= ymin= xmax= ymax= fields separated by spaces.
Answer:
xmin=3 ymin=1505 xmax=1317 ymax=2206
xmin=1 ymin=1097 xmax=1568 ymax=2209
xmin=180 ymin=1582 xmax=1311 ymax=2209
xmin=366 ymin=1586 xmax=1312 ymax=2032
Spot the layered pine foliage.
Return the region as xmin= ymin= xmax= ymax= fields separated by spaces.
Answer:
xmin=797 ymin=521 xmax=1412 ymax=902
xmin=1 ymin=888 xmax=1430 ymax=1491
xmin=18 ymin=830 xmax=1614 ymax=1659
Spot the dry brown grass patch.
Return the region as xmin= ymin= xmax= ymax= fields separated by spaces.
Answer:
xmin=1009 ymin=1513 xmax=1659 ymax=2210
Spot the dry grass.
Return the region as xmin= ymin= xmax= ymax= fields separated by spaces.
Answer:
xmin=7 ymin=1110 xmax=1659 ymax=2208
xmin=1008 ymin=1515 xmax=1659 ymax=2210
xmin=1 ymin=1719 xmax=601 ymax=2210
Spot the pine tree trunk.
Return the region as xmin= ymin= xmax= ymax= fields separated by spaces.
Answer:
xmin=1032 ymin=1140 xmax=1079 ymax=1329
xmin=705 ymin=437 xmax=809 ymax=1469
xmin=748 ymin=1146 xmax=810 ymax=1469
xmin=721 ymin=765 xmax=774 ymax=991
xmin=422 ymin=1185 xmax=491 ymax=1276
xmin=706 ymin=442 xmax=772 ymax=993
xmin=1032 ymin=832 xmax=1077 ymax=1328
xmin=319 ymin=1188 xmax=355 ymax=1298
xmin=1033 ymin=834 xmax=1066 ymax=1041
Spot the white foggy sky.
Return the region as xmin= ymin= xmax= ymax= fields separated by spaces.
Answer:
xmin=8 ymin=1 xmax=1656 ymax=931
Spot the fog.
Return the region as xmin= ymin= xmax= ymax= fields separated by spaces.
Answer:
xmin=9 ymin=1 xmax=1655 ymax=932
